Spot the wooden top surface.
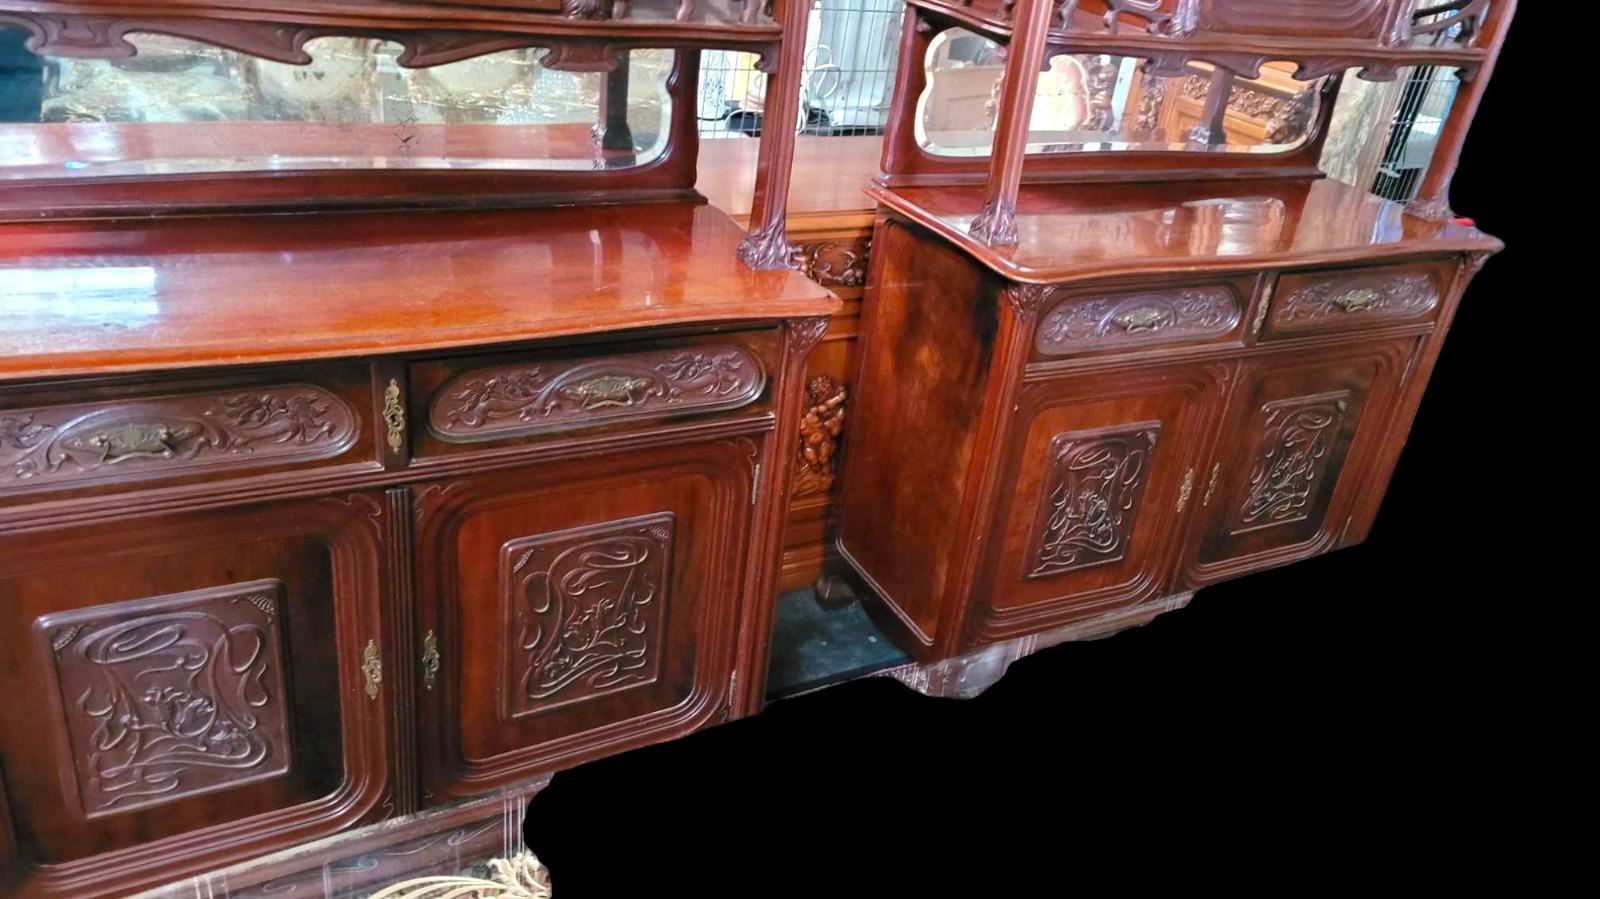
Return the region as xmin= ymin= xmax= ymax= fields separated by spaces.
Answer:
xmin=868 ymin=177 xmax=1503 ymax=284
xmin=0 ymin=201 xmax=837 ymax=383
xmin=697 ymin=135 xmax=881 ymax=224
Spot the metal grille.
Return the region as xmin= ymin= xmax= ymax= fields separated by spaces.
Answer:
xmin=1371 ymin=65 xmax=1460 ymax=202
xmin=697 ymin=0 xmax=904 ymax=138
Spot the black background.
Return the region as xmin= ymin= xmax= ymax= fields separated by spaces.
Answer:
xmin=526 ymin=12 xmax=1547 ymax=894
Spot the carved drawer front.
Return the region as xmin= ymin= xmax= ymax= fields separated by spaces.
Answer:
xmin=970 ymin=361 xmax=1228 ymax=647
xmin=411 ymin=331 xmax=777 ymax=458
xmin=1032 ymin=279 xmax=1247 ymax=360
xmin=413 ymin=437 xmax=757 ymax=800
xmin=1187 ymin=339 xmax=1413 ymax=584
xmin=0 ymin=493 xmax=389 ymax=896
xmin=0 ymin=371 xmax=369 ymax=503
xmin=1264 ymin=261 xmax=1447 ymax=339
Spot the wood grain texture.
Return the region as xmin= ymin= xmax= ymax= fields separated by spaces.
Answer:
xmin=0 ymin=202 xmax=837 ymax=383
xmin=866 ymin=177 xmax=1502 ymax=285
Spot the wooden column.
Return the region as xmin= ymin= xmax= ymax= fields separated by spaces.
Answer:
xmin=737 ymin=0 xmax=812 ymax=270
xmin=593 ymin=49 xmax=635 ymax=155
xmin=1408 ymin=0 xmax=1517 ymax=220
xmin=1187 ymin=68 xmax=1235 ymax=146
xmin=969 ymin=0 xmax=1055 ymax=247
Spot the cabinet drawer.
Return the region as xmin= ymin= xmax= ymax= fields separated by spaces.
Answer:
xmin=1263 ymin=260 xmax=1448 ymax=339
xmin=0 ymin=365 xmax=374 ymax=506
xmin=1031 ymin=277 xmax=1250 ymax=361
xmin=408 ymin=330 xmax=778 ymax=461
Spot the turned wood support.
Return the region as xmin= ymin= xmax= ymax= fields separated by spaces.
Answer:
xmin=593 ymin=49 xmax=635 ymax=154
xmin=1408 ymin=0 xmax=1517 ymax=220
xmin=1187 ymin=68 xmax=1235 ymax=146
xmin=968 ymin=0 xmax=1055 ymax=247
xmin=738 ymin=0 xmax=812 ymax=270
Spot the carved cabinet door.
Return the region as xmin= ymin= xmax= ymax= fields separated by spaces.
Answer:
xmin=968 ymin=361 xmax=1231 ymax=646
xmin=412 ymin=437 xmax=759 ymax=802
xmin=0 ymin=493 xmax=392 ymax=898
xmin=1184 ymin=339 xmax=1415 ymax=584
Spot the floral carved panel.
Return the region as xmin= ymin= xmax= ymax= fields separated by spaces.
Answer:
xmin=1026 ymin=422 xmax=1160 ymax=578
xmin=499 ymin=514 xmax=673 ymax=719
xmin=1233 ymin=391 xmax=1349 ymax=532
xmin=429 ymin=346 xmax=765 ymax=443
xmin=1035 ymin=285 xmax=1240 ymax=355
xmin=1271 ymin=268 xmax=1440 ymax=333
xmin=37 ymin=579 xmax=294 ymax=818
xmin=0 ymin=385 xmax=358 ymax=490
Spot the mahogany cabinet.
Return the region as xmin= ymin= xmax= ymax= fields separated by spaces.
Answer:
xmin=0 ymin=204 xmax=838 ymax=897
xmin=834 ymin=196 xmax=1497 ymax=665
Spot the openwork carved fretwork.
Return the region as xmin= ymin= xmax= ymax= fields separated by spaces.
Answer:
xmin=793 ymin=375 xmax=847 ymax=498
xmin=1235 ymin=392 xmax=1349 ymax=530
xmin=39 ymin=580 xmax=293 ymax=817
xmin=1273 ymin=270 xmax=1439 ymax=328
xmin=429 ymin=345 xmax=765 ymax=442
xmin=1035 ymin=285 xmax=1240 ymax=354
xmin=1026 ymin=423 xmax=1160 ymax=578
xmin=500 ymin=514 xmax=673 ymax=718
xmin=1057 ymin=0 xmax=1182 ymax=36
xmin=0 ymin=385 xmax=357 ymax=488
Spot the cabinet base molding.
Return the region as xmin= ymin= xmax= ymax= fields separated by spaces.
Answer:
xmin=874 ymin=592 xmax=1194 ymax=700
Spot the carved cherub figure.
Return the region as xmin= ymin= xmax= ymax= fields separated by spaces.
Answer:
xmin=795 ymin=375 xmax=848 ymax=495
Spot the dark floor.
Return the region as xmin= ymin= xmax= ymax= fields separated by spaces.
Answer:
xmin=765 ymin=588 xmax=910 ymax=698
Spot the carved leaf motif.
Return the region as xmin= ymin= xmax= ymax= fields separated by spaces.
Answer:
xmin=501 ymin=515 xmax=672 ymax=717
xmin=1036 ymin=286 xmax=1239 ymax=354
xmin=1236 ymin=393 xmax=1348 ymax=530
xmin=1274 ymin=272 xmax=1438 ymax=326
xmin=1027 ymin=424 xmax=1160 ymax=578
xmin=1 ymin=385 xmax=356 ymax=486
xmin=431 ymin=346 xmax=765 ymax=442
xmin=40 ymin=581 xmax=292 ymax=817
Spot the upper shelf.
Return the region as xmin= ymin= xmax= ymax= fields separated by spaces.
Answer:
xmin=0 ymin=0 xmax=785 ymax=61
xmin=867 ymin=177 xmax=1502 ymax=284
xmin=0 ymin=201 xmax=838 ymax=383
xmin=907 ymin=0 xmax=1493 ymax=80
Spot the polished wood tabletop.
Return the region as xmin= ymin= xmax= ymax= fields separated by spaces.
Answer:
xmin=868 ymin=177 xmax=1503 ymax=284
xmin=0 ymin=201 xmax=838 ymax=382
xmin=697 ymin=135 xmax=881 ymax=222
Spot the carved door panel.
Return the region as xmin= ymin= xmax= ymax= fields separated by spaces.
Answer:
xmin=0 ymin=493 xmax=390 ymax=897
xmin=413 ymin=437 xmax=758 ymax=802
xmin=1186 ymin=339 xmax=1414 ymax=583
xmin=968 ymin=361 xmax=1230 ymax=646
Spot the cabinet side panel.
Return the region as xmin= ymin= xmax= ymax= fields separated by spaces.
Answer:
xmin=837 ymin=217 xmax=997 ymax=647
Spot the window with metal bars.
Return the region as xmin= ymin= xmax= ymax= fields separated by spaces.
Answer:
xmin=697 ymin=0 xmax=904 ymax=138
xmin=1371 ymin=65 xmax=1460 ymax=202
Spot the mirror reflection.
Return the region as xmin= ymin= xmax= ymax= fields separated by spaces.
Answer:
xmin=916 ymin=29 xmax=1325 ymax=156
xmin=0 ymin=32 xmax=673 ymax=179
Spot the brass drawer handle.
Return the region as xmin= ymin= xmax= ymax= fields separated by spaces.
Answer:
xmin=362 ymin=639 xmax=383 ymax=699
xmin=383 ymin=379 xmax=405 ymax=452
xmin=1332 ymin=288 xmax=1379 ymax=312
xmin=1201 ymin=462 xmax=1221 ymax=507
xmin=421 ymin=630 xmax=441 ymax=691
xmin=1175 ymin=467 xmax=1195 ymax=514
xmin=1112 ymin=306 xmax=1169 ymax=332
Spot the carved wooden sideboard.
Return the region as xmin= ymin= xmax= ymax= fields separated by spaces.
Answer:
xmin=824 ymin=0 xmax=1515 ymax=683
xmin=0 ymin=0 xmax=843 ymax=894
xmin=0 ymin=205 xmax=836 ymax=897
